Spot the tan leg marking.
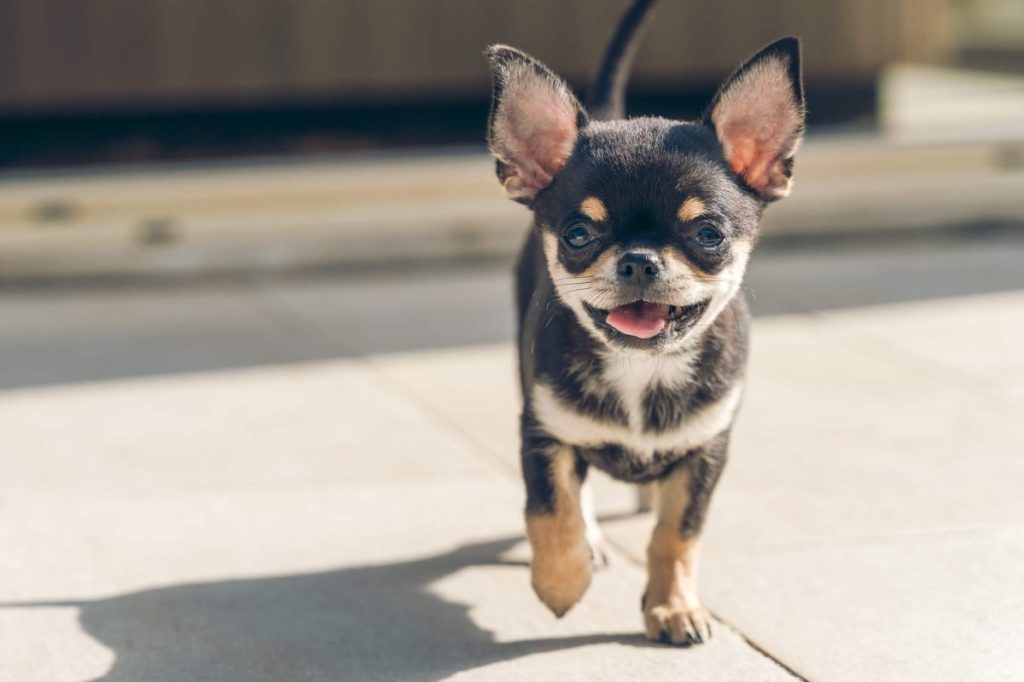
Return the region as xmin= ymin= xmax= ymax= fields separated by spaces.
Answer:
xmin=526 ymin=446 xmax=592 ymax=617
xmin=643 ymin=466 xmax=712 ymax=644
xmin=677 ymin=196 xmax=706 ymax=222
xmin=580 ymin=196 xmax=608 ymax=222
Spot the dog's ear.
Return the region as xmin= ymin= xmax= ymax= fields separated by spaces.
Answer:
xmin=484 ymin=45 xmax=588 ymax=204
xmin=705 ymin=37 xmax=805 ymax=201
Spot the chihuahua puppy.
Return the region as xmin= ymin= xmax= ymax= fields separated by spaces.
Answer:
xmin=484 ymin=0 xmax=804 ymax=645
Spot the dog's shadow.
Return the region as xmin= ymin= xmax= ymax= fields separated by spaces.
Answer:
xmin=15 ymin=534 xmax=654 ymax=681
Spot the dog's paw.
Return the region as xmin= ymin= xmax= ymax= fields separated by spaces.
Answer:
xmin=642 ymin=600 xmax=712 ymax=646
xmin=531 ymin=542 xmax=592 ymax=617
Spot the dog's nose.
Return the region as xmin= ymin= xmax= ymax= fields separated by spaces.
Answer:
xmin=616 ymin=252 xmax=661 ymax=284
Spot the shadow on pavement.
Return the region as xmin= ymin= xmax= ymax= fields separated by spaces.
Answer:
xmin=6 ymin=535 xmax=656 ymax=681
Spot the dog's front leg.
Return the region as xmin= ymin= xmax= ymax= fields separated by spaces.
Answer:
xmin=522 ymin=439 xmax=592 ymax=617
xmin=642 ymin=433 xmax=729 ymax=645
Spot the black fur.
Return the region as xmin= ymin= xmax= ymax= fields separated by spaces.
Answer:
xmin=587 ymin=0 xmax=661 ymax=120
xmin=501 ymin=43 xmax=802 ymax=495
xmin=519 ymin=411 xmax=560 ymax=515
xmin=678 ymin=431 xmax=730 ymax=538
xmin=486 ymin=2 xmax=805 ymax=630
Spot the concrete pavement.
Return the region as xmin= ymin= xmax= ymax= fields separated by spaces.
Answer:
xmin=1 ymin=238 xmax=1023 ymax=680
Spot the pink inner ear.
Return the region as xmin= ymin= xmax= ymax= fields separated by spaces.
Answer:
xmin=712 ymin=56 xmax=802 ymax=197
xmin=492 ymin=73 xmax=579 ymax=200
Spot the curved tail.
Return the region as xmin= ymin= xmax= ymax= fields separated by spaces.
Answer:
xmin=586 ymin=0 xmax=661 ymax=120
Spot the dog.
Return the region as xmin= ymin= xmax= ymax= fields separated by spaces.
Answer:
xmin=483 ymin=0 xmax=804 ymax=645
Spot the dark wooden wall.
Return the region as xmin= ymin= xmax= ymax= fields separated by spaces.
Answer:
xmin=0 ymin=0 xmax=952 ymax=113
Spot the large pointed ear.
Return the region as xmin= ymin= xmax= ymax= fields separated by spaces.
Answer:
xmin=705 ymin=37 xmax=805 ymax=201
xmin=484 ymin=45 xmax=588 ymax=204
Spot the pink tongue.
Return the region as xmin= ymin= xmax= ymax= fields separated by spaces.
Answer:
xmin=606 ymin=302 xmax=669 ymax=339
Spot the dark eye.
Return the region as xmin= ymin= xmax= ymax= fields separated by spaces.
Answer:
xmin=564 ymin=224 xmax=595 ymax=249
xmin=693 ymin=224 xmax=725 ymax=249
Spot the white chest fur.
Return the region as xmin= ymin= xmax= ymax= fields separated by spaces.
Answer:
xmin=531 ymin=350 xmax=742 ymax=457
xmin=598 ymin=351 xmax=695 ymax=432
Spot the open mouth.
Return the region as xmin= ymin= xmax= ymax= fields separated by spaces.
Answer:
xmin=584 ymin=300 xmax=706 ymax=344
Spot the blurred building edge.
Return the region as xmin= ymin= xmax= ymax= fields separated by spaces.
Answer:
xmin=0 ymin=0 xmax=954 ymax=169
xmin=0 ymin=0 xmax=952 ymax=106
xmin=2 ymin=0 xmax=1024 ymax=283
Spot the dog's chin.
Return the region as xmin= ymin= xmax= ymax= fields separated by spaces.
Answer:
xmin=582 ymin=300 xmax=708 ymax=353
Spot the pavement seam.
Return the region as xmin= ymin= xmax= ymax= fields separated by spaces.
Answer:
xmin=360 ymin=356 xmax=522 ymax=480
xmin=713 ymin=625 xmax=810 ymax=682
xmin=249 ymin=279 xmax=367 ymax=360
xmin=250 ymin=278 xmax=522 ymax=481
xmin=248 ymin=282 xmax=521 ymax=480
xmin=601 ymin=528 xmax=809 ymax=681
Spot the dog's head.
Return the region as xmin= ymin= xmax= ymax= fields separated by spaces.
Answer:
xmin=485 ymin=38 xmax=804 ymax=353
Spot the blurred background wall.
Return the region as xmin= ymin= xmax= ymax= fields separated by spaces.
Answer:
xmin=0 ymin=0 xmax=1020 ymax=280
xmin=0 ymin=0 xmax=964 ymax=168
xmin=0 ymin=0 xmax=952 ymax=106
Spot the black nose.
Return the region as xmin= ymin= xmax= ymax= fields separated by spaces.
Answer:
xmin=616 ymin=252 xmax=661 ymax=284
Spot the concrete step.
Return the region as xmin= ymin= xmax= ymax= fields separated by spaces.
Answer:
xmin=1 ymin=131 xmax=1022 ymax=280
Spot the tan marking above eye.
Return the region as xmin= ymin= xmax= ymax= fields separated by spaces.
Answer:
xmin=580 ymin=196 xmax=608 ymax=222
xmin=677 ymin=197 xmax=706 ymax=222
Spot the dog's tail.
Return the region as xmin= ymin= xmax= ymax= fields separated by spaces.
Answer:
xmin=586 ymin=0 xmax=661 ymax=120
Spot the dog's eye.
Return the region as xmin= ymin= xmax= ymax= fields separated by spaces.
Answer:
xmin=564 ymin=224 xmax=595 ymax=249
xmin=693 ymin=224 xmax=725 ymax=249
